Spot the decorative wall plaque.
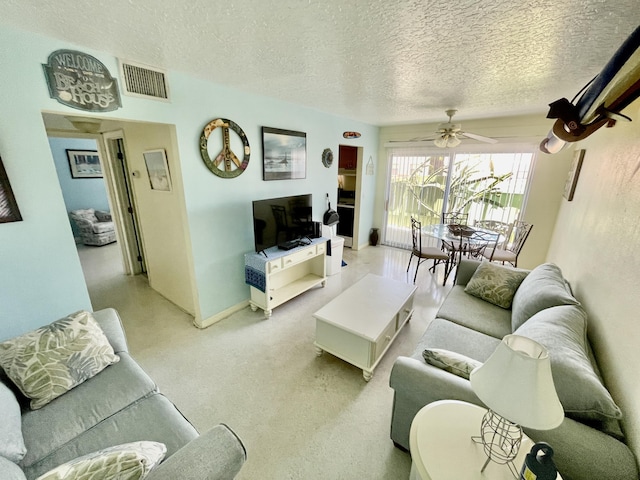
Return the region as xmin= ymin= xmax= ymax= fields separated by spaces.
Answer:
xmin=199 ymin=118 xmax=251 ymax=178
xmin=322 ymin=148 xmax=333 ymax=168
xmin=42 ymin=49 xmax=122 ymax=112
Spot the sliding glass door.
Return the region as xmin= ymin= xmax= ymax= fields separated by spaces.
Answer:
xmin=382 ymin=146 xmax=535 ymax=249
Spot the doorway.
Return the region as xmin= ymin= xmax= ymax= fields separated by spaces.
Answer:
xmin=337 ymin=144 xmax=363 ymax=249
xmin=103 ymin=134 xmax=146 ymax=275
xmin=43 ymin=113 xmax=197 ymax=317
xmin=46 ymin=130 xmax=146 ymax=281
xmin=382 ymin=146 xmax=535 ymax=249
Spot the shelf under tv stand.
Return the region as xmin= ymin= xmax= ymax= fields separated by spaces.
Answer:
xmin=244 ymin=238 xmax=327 ymax=318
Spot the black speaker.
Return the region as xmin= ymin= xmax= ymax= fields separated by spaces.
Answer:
xmin=311 ymin=221 xmax=322 ymax=238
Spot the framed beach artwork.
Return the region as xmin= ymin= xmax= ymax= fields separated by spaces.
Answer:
xmin=143 ymin=149 xmax=172 ymax=192
xmin=564 ymin=149 xmax=585 ymax=201
xmin=261 ymin=127 xmax=307 ymax=181
xmin=0 ymin=156 xmax=22 ymax=223
xmin=66 ymin=149 xmax=103 ymax=178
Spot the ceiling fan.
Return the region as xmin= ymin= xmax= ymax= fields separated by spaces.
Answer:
xmin=413 ymin=109 xmax=498 ymax=148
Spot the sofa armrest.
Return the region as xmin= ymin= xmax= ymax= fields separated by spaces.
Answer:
xmin=389 ymin=356 xmax=484 ymax=449
xmin=525 ymin=418 xmax=638 ymax=480
xmin=92 ymin=308 xmax=129 ymax=354
xmin=390 ymin=356 xmax=482 ymax=406
xmin=147 ymin=424 xmax=246 ymax=480
xmin=455 ymin=259 xmax=482 ymax=286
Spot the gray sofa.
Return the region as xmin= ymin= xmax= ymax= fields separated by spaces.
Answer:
xmin=389 ymin=259 xmax=638 ymax=480
xmin=1 ymin=308 xmax=246 ymax=480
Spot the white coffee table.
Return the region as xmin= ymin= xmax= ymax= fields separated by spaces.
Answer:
xmin=410 ymin=400 xmax=562 ymax=480
xmin=313 ymin=273 xmax=416 ymax=381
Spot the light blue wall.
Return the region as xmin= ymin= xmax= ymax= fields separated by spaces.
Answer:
xmin=48 ymin=137 xmax=109 ymax=237
xmin=49 ymin=137 xmax=108 ymax=212
xmin=0 ymin=24 xmax=379 ymax=339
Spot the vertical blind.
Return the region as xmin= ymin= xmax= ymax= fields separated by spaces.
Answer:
xmin=383 ymin=145 xmax=535 ymax=250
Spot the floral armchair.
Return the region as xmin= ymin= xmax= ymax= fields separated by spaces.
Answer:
xmin=69 ymin=208 xmax=116 ymax=246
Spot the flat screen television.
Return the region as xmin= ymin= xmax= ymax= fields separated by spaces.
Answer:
xmin=252 ymin=194 xmax=314 ymax=253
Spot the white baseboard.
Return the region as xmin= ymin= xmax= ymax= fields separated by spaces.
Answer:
xmin=193 ymin=300 xmax=250 ymax=329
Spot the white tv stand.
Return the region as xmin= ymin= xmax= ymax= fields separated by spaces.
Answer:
xmin=245 ymin=238 xmax=327 ymax=318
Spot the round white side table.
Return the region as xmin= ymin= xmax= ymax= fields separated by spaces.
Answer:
xmin=409 ymin=400 xmax=560 ymax=480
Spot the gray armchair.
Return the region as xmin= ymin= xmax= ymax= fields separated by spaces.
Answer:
xmin=69 ymin=208 xmax=116 ymax=246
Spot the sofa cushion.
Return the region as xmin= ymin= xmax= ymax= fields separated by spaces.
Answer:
xmin=436 ymin=286 xmax=512 ymax=339
xmin=0 ymin=455 xmax=27 ymax=480
xmin=515 ymin=305 xmax=622 ymax=422
xmin=0 ymin=381 xmax=27 ymax=463
xmin=91 ymin=221 xmax=115 ymax=234
xmin=23 ymin=394 xmax=198 ymax=480
xmin=511 ymin=263 xmax=579 ymax=331
xmin=94 ymin=210 xmax=112 ymax=222
xmin=20 ymin=352 xmax=157 ymax=469
xmin=464 ymin=262 xmax=529 ymax=309
xmin=416 ymin=318 xmax=502 ymax=363
xmin=422 ymin=348 xmax=482 ymax=380
xmin=69 ymin=208 xmax=97 ymax=223
xmin=0 ymin=311 xmax=119 ymax=410
xmin=35 ymin=441 xmax=165 ymax=480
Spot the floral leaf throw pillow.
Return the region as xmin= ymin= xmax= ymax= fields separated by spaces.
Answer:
xmin=0 ymin=310 xmax=119 ymax=409
xmin=35 ymin=441 xmax=166 ymax=480
xmin=422 ymin=348 xmax=482 ymax=380
xmin=464 ymin=262 xmax=529 ymax=309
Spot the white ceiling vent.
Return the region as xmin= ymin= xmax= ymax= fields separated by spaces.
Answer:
xmin=118 ymin=60 xmax=170 ymax=102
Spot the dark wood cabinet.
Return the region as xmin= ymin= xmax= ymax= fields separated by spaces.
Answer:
xmin=339 ymin=145 xmax=357 ymax=170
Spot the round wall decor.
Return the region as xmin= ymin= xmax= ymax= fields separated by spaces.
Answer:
xmin=322 ymin=148 xmax=334 ymax=168
xmin=199 ymin=118 xmax=250 ymax=178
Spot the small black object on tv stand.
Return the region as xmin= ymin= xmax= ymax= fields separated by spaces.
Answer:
xmin=278 ymin=239 xmax=302 ymax=250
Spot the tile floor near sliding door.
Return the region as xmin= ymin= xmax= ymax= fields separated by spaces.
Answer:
xmin=77 ymin=242 xmax=453 ymax=480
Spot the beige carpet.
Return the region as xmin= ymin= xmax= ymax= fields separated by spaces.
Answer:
xmin=78 ymin=242 xmax=452 ymax=479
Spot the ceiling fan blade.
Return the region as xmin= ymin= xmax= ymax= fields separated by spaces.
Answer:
xmin=408 ymin=136 xmax=437 ymax=141
xmin=460 ymin=131 xmax=498 ymax=144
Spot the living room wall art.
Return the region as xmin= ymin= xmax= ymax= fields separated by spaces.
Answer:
xmin=42 ymin=49 xmax=122 ymax=112
xmin=199 ymin=118 xmax=250 ymax=179
xmin=564 ymin=149 xmax=585 ymax=201
xmin=0 ymin=156 xmax=22 ymax=223
xmin=143 ymin=149 xmax=172 ymax=192
xmin=262 ymin=127 xmax=306 ymax=181
xmin=66 ymin=149 xmax=103 ymax=178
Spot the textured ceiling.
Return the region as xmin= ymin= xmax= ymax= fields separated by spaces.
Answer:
xmin=1 ymin=0 xmax=639 ymax=125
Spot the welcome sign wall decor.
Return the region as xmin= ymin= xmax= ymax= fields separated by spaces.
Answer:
xmin=42 ymin=49 xmax=122 ymax=112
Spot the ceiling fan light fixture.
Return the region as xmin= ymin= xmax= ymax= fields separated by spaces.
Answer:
xmin=433 ymin=136 xmax=448 ymax=148
xmin=448 ymin=136 xmax=462 ymax=147
xmin=434 ymin=134 xmax=461 ymax=148
xmin=65 ymin=116 xmax=102 ymax=133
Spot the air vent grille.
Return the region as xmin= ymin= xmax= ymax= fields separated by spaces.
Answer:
xmin=119 ymin=60 xmax=170 ymax=101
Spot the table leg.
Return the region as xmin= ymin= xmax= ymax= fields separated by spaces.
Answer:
xmin=363 ymin=369 xmax=373 ymax=382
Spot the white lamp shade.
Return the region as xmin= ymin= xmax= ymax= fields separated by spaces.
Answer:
xmin=470 ymin=334 xmax=564 ymax=430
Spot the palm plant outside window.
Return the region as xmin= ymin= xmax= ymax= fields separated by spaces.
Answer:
xmin=383 ymin=147 xmax=534 ymax=250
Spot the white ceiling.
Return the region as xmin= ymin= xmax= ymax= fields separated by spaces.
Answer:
xmin=1 ymin=0 xmax=639 ymax=126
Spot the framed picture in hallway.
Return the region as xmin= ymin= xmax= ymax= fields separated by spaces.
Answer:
xmin=564 ymin=149 xmax=585 ymax=201
xmin=261 ymin=127 xmax=306 ymax=181
xmin=143 ymin=149 xmax=172 ymax=192
xmin=66 ymin=149 xmax=103 ymax=178
xmin=0 ymin=155 xmax=22 ymax=223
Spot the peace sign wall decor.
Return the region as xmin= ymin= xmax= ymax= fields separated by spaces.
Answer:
xmin=200 ymin=118 xmax=251 ymax=178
